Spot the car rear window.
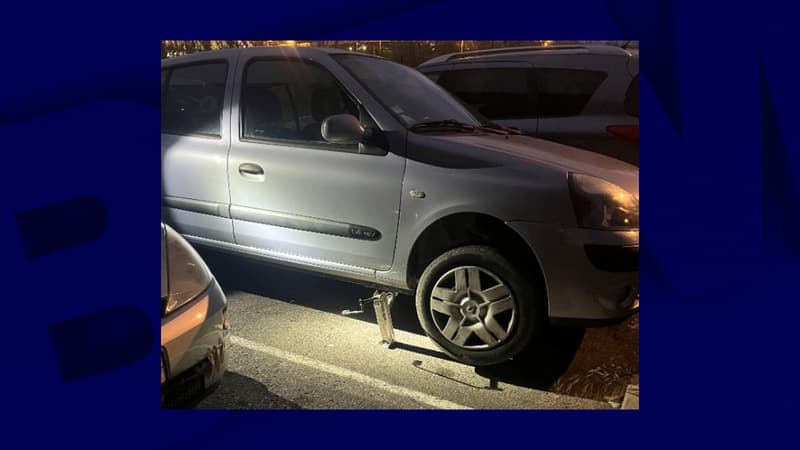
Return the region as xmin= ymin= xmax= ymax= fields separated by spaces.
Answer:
xmin=436 ymin=68 xmax=536 ymax=120
xmin=536 ymin=68 xmax=607 ymax=117
xmin=161 ymin=62 xmax=228 ymax=137
xmin=624 ymin=74 xmax=639 ymax=117
xmin=432 ymin=66 xmax=608 ymax=120
xmin=423 ymin=71 xmax=442 ymax=83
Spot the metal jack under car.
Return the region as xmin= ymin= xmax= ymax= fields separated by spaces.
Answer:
xmin=343 ymin=291 xmax=397 ymax=346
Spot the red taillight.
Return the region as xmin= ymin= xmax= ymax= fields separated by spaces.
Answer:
xmin=607 ymin=125 xmax=639 ymax=143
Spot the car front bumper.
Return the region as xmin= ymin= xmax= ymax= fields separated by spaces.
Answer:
xmin=161 ymin=278 xmax=229 ymax=405
xmin=507 ymin=222 xmax=639 ymax=323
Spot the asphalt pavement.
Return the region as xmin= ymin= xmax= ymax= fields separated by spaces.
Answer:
xmin=189 ymin=248 xmax=634 ymax=410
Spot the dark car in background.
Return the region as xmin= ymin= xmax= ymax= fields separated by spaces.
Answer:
xmin=418 ymin=44 xmax=639 ymax=166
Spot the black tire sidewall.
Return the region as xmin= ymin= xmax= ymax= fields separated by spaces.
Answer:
xmin=415 ymin=245 xmax=543 ymax=366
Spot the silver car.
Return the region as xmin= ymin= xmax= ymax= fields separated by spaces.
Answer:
xmin=161 ymin=47 xmax=638 ymax=366
xmin=161 ymin=223 xmax=229 ymax=406
xmin=418 ymin=44 xmax=639 ymax=166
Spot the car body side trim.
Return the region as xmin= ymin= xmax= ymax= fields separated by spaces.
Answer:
xmin=182 ymin=234 xmax=380 ymax=285
xmin=163 ymin=196 xmax=230 ymax=218
xmin=229 ymin=205 xmax=382 ymax=241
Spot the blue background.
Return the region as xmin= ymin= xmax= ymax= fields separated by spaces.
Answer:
xmin=3 ymin=0 xmax=798 ymax=447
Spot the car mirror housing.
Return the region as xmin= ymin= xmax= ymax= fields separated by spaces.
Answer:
xmin=321 ymin=114 xmax=365 ymax=145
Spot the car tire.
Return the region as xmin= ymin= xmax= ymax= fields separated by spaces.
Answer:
xmin=415 ymin=245 xmax=545 ymax=366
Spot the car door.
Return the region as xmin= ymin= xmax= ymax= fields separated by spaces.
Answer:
xmin=161 ymin=54 xmax=237 ymax=243
xmin=227 ymin=55 xmax=405 ymax=271
xmin=432 ymin=60 xmax=538 ymax=134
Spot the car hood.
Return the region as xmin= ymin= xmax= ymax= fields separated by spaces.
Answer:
xmin=434 ymin=133 xmax=639 ymax=197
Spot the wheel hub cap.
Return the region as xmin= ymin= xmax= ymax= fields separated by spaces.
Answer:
xmin=460 ymin=298 xmax=479 ymax=317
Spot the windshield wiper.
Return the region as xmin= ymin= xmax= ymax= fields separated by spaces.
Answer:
xmin=479 ymin=122 xmax=524 ymax=135
xmin=409 ymin=120 xmax=478 ymax=133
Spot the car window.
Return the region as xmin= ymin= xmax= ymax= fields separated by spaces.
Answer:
xmin=436 ymin=68 xmax=536 ymax=120
xmin=423 ymin=71 xmax=441 ymax=83
xmin=241 ymin=59 xmax=358 ymax=143
xmin=334 ymin=55 xmax=480 ymax=128
xmin=536 ymin=68 xmax=607 ymax=117
xmin=161 ymin=62 xmax=228 ymax=137
xmin=624 ymin=74 xmax=639 ymax=117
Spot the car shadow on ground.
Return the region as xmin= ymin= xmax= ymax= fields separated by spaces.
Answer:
xmin=194 ymin=372 xmax=302 ymax=409
xmin=475 ymin=327 xmax=585 ymax=390
xmin=199 ymin=248 xmax=584 ymax=392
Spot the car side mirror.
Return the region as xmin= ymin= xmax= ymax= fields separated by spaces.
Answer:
xmin=321 ymin=114 xmax=365 ymax=145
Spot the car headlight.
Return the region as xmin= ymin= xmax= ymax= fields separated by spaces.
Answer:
xmin=568 ymin=173 xmax=639 ymax=230
xmin=163 ymin=225 xmax=212 ymax=315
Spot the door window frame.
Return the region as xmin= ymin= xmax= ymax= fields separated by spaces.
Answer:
xmin=237 ymin=56 xmax=382 ymax=155
xmin=161 ymin=59 xmax=229 ymax=140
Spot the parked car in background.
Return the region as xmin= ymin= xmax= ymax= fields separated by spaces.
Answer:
xmin=161 ymin=47 xmax=638 ymax=366
xmin=418 ymin=44 xmax=639 ymax=166
xmin=161 ymin=223 xmax=230 ymax=406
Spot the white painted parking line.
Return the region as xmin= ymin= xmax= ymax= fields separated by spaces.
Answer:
xmin=230 ymin=335 xmax=472 ymax=410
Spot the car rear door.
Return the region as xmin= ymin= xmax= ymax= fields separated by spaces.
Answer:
xmin=161 ymin=52 xmax=238 ymax=243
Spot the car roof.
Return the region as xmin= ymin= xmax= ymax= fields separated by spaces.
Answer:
xmin=418 ymin=44 xmax=635 ymax=68
xmin=161 ymin=46 xmax=381 ymax=66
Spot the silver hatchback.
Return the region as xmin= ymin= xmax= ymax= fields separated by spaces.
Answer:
xmin=161 ymin=47 xmax=638 ymax=366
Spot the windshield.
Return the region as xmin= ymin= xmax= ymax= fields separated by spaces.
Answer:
xmin=333 ymin=54 xmax=481 ymax=129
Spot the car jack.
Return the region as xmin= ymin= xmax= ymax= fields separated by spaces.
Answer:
xmin=342 ymin=291 xmax=397 ymax=346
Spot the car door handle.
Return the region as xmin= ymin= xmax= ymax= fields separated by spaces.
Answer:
xmin=238 ymin=163 xmax=264 ymax=176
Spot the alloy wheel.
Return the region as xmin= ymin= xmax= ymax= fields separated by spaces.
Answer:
xmin=429 ymin=266 xmax=516 ymax=350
